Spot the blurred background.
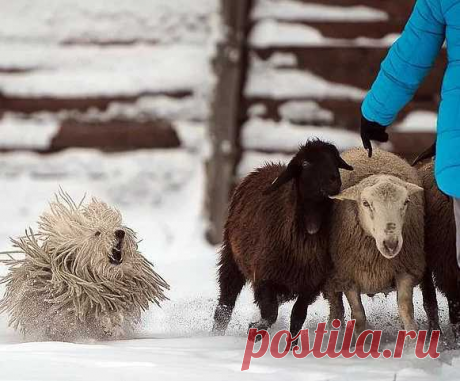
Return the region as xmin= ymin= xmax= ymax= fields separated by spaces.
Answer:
xmin=0 ymin=0 xmax=443 ymax=248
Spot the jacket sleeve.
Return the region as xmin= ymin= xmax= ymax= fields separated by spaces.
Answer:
xmin=362 ymin=0 xmax=446 ymax=126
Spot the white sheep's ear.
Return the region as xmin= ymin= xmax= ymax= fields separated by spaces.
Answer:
xmin=329 ymin=184 xmax=361 ymax=201
xmin=405 ymin=182 xmax=424 ymax=195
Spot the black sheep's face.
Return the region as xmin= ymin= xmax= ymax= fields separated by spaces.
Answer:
xmin=299 ymin=155 xmax=342 ymax=198
xmin=262 ymin=140 xmax=353 ymax=200
xmin=297 ymin=143 xmax=352 ymax=199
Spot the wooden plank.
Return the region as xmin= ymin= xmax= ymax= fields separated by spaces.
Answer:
xmin=271 ymin=21 xmax=405 ymax=40
xmin=50 ymin=119 xmax=181 ymax=152
xmin=279 ymin=0 xmax=416 ymax=20
xmin=0 ymin=92 xmax=191 ymax=113
xmin=241 ymin=131 xmax=436 ymax=162
xmin=252 ymin=47 xmax=446 ymax=101
xmin=205 ymin=0 xmax=253 ymax=245
xmin=244 ymin=98 xmax=438 ymax=130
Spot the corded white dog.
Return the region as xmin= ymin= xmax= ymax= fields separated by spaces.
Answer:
xmin=0 ymin=191 xmax=169 ymax=341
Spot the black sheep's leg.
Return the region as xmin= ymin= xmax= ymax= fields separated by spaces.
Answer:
xmin=249 ymin=281 xmax=279 ymax=341
xmin=213 ymin=244 xmax=246 ymax=334
xmin=420 ymin=270 xmax=441 ymax=334
xmin=289 ymin=291 xmax=320 ymax=348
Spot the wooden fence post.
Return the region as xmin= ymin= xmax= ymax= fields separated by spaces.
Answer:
xmin=205 ymin=0 xmax=252 ymax=245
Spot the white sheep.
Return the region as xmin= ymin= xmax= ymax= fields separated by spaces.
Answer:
xmin=326 ymin=148 xmax=439 ymax=337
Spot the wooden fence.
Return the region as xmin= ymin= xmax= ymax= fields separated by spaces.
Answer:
xmin=205 ymin=0 xmax=445 ymax=243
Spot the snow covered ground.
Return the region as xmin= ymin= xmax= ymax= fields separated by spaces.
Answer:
xmin=0 ymin=148 xmax=458 ymax=381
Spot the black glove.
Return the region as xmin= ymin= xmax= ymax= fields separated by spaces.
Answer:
xmin=360 ymin=115 xmax=389 ymax=158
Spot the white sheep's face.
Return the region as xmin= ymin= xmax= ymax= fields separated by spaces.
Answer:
xmin=332 ymin=175 xmax=423 ymax=259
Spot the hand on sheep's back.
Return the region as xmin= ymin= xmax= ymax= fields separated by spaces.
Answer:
xmin=0 ymin=190 xmax=169 ymax=342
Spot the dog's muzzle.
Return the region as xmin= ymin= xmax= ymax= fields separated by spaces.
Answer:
xmin=110 ymin=230 xmax=125 ymax=265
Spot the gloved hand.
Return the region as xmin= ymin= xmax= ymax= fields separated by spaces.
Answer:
xmin=360 ymin=115 xmax=389 ymax=158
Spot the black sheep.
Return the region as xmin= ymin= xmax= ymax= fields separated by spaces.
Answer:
xmin=213 ymin=140 xmax=353 ymax=339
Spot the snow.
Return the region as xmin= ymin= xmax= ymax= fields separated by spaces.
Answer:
xmin=174 ymin=121 xmax=210 ymax=153
xmin=241 ymin=118 xmax=362 ymax=152
xmin=250 ymin=20 xmax=399 ymax=48
xmin=266 ymin=52 xmax=298 ymax=68
xmin=238 ymin=151 xmax=292 ymax=177
xmin=246 ymin=57 xmax=366 ymax=100
xmin=0 ymin=148 xmax=459 ymax=380
xmin=279 ymin=101 xmax=334 ymax=124
xmin=0 ymin=0 xmax=219 ymax=103
xmin=354 ymin=34 xmax=400 ymax=48
xmin=251 ymin=20 xmax=324 ymax=47
xmin=253 ymin=0 xmax=389 ymax=22
xmin=247 ymin=104 xmax=268 ymax=118
xmin=0 ymin=0 xmax=218 ymax=45
xmin=47 ymin=96 xmax=209 ymax=124
xmin=101 ymin=96 xmax=209 ymax=122
xmin=0 ymin=44 xmax=210 ymax=97
xmin=0 ymin=113 xmax=60 ymax=149
xmin=394 ymin=111 xmax=438 ymax=132
xmin=246 ymin=68 xmax=365 ymax=100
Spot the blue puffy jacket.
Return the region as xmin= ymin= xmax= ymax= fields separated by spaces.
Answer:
xmin=362 ymin=0 xmax=460 ymax=197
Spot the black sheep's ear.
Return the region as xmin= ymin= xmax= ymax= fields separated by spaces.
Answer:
xmin=336 ymin=155 xmax=353 ymax=171
xmin=263 ymin=161 xmax=303 ymax=195
xmin=330 ymin=146 xmax=353 ymax=171
xmin=411 ymin=142 xmax=436 ymax=166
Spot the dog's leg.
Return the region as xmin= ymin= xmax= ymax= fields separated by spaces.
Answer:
xmin=101 ymin=312 xmax=125 ymax=339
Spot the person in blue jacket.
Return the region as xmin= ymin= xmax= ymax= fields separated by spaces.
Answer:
xmin=360 ymin=0 xmax=460 ymax=265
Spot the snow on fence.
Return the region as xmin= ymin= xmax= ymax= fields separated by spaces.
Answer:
xmin=0 ymin=0 xmax=218 ymax=152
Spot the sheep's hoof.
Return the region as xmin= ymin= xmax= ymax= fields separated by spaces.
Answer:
xmin=451 ymin=324 xmax=460 ymax=343
xmin=211 ymin=325 xmax=226 ymax=336
xmin=248 ymin=321 xmax=269 ymax=342
xmin=428 ymin=323 xmax=442 ymax=338
xmin=290 ymin=338 xmax=300 ymax=350
xmin=452 ymin=339 xmax=460 ymax=350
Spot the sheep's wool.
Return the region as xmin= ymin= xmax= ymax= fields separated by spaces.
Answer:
xmin=0 ymin=191 xmax=169 ymax=341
